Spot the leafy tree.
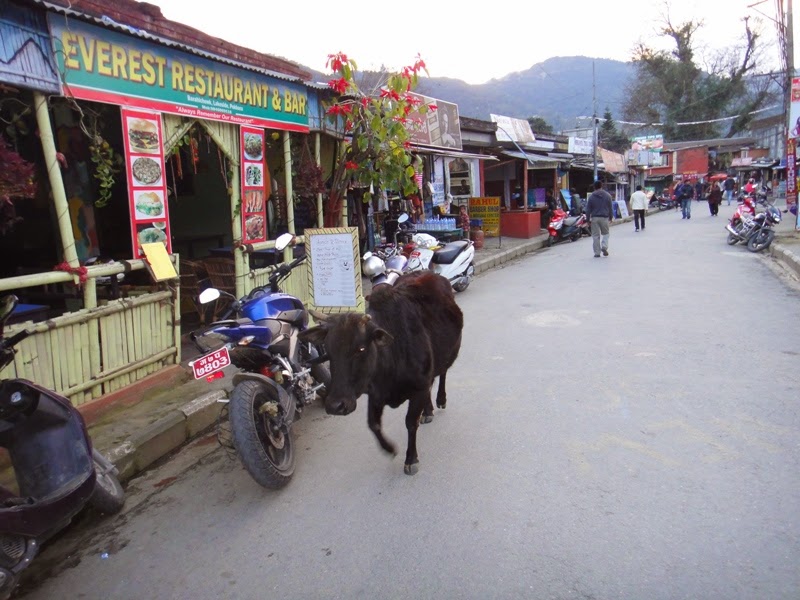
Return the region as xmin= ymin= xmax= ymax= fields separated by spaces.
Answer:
xmin=622 ymin=12 xmax=777 ymax=141
xmin=598 ymin=108 xmax=630 ymax=153
xmin=0 ymin=136 xmax=36 ymax=235
xmin=323 ymin=53 xmax=434 ymax=227
xmin=527 ymin=116 xmax=553 ymax=135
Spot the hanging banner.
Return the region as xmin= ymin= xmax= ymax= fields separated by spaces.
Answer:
xmin=468 ymin=197 xmax=501 ymax=237
xmin=49 ymin=15 xmax=309 ymax=132
xmin=121 ymin=107 xmax=172 ymax=258
xmin=790 ymin=78 xmax=800 ymax=138
xmin=240 ymin=126 xmax=268 ymax=244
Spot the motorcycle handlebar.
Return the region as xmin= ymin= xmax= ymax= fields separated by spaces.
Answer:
xmin=0 ymin=329 xmax=30 ymax=351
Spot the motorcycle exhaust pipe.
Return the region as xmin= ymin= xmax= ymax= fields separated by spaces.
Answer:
xmin=725 ymin=224 xmax=737 ymax=236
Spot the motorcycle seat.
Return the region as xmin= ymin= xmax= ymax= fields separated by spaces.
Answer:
xmin=564 ymin=216 xmax=581 ymax=227
xmin=433 ymin=240 xmax=470 ymax=265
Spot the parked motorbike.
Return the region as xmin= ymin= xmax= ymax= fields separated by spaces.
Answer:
xmin=404 ymin=230 xmax=475 ymax=292
xmin=0 ymin=295 xmax=124 ymax=599
xmin=545 ymin=208 xmax=589 ymax=246
xmin=191 ymin=233 xmax=330 ymax=489
xmin=746 ymin=205 xmax=782 ymax=252
xmin=726 ymin=196 xmax=757 ymax=245
xmin=649 ymin=194 xmax=676 ymax=211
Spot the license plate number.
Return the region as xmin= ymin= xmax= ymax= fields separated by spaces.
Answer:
xmin=191 ymin=347 xmax=231 ymax=379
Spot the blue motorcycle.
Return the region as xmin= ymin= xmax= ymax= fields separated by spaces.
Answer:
xmin=192 ymin=234 xmax=329 ymax=489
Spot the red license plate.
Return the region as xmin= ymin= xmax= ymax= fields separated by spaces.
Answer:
xmin=191 ymin=347 xmax=231 ymax=379
xmin=411 ymin=250 xmax=421 ymax=258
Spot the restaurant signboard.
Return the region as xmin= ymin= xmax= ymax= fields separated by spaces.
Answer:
xmin=121 ymin=107 xmax=172 ymax=258
xmin=240 ymin=126 xmax=268 ymax=245
xmin=49 ymin=15 xmax=309 ymax=132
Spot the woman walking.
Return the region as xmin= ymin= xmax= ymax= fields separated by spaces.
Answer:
xmin=707 ymin=185 xmax=722 ymax=216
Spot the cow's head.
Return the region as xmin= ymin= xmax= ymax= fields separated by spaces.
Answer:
xmin=299 ymin=311 xmax=393 ymax=416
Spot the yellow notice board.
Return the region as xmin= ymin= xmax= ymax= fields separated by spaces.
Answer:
xmin=468 ymin=196 xmax=501 ymax=237
xmin=305 ymin=227 xmax=365 ymax=314
xmin=141 ymin=242 xmax=178 ymax=281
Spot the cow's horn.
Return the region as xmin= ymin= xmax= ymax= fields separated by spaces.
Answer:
xmin=309 ymin=309 xmax=330 ymax=322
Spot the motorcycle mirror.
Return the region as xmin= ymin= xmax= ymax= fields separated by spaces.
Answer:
xmin=198 ymin=288 xmax=221 ymax=305
xmin=274 ymin=232 xmax=295 ymax=252
xmin=0 ymin=295 xmax=18 ymax=336
xmin=397 ymin=213 xmax=409 ymax=224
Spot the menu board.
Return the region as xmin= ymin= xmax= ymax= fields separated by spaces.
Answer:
xmin=240 ymin=126 xmax=268 ymax=244
xmin=121 ymin=108 xmax=172 ymax=257
xmin=306 ymin=228 xmax=361 ymax=308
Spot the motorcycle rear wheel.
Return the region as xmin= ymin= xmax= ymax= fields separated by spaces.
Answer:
xmin=747 ymin=229 xmax=775 ymax=252
xmin=89 ymin=460 xmax=125 ymax=514
xmin=726 ymin=233 xmax=739 ymax=245
xmin=229 ymin=380 xmax=295 ymax=489
xmin=453 ymin=263 xmax=474 ymax=293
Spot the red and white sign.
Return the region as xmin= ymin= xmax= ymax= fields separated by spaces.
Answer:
xmin=191 ymin=347 xmax=231 ymax=379
xmin=240 ymin=126 xmax=269 ymax=245
xmin=121 ymin=108 xmax=172 ymax=258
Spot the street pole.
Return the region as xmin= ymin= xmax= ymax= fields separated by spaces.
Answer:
xmin=592 ymin=61 xmax=598 ymax=182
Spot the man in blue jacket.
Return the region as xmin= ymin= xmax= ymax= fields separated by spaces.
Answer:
xmin=585 ymin=180 xmax=613 ymax=257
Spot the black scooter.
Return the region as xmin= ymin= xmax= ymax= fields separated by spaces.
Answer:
xmin=0 ymin=295 xmax=124 ymax=599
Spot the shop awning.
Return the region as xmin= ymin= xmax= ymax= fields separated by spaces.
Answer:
xmin=412 ymin=146 xmax=498 ymax=161
xmin=502 ymin=151 xmax=559 ymax=170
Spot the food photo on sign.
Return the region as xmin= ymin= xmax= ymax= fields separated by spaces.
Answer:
xmin=131 ymin=156 xmax=163 ymax=187
xmin=136 ymin=221 xmax=168 ymax=247
xmin=127 ymin=117 xmax=161 ymax=154
xmin=134 ymin=191 xmax=165 ymax=219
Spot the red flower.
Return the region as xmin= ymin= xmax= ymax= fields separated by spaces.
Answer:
xmin=361 ymin=97 xmax=370 ymax=108
xmin=345 ymin=161 xmax=359 ymax=170
xmin=326 ymin=52 xmax=349 ymax=73
xmin=328 ymin=78 xmax=348 ymax=94
xmin=379 ymin=88 xmax=401 ymax=101
xmin=326 ymin=103 xmax=353 ymax=116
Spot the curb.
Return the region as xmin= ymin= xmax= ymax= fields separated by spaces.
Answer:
xmin=769 ymin=242 xmax=800 ymax=280
xmin=103 ymin=389 xmax=227 ymax=483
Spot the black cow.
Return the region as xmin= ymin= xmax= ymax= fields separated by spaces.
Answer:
xmin=301 ymin=271 xmax=463 ymax=475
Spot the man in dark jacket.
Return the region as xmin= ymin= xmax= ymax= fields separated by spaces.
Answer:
xmin=585 ymin=180 xmax=613 ymax=257
xmin=678 ymin=181 xmax=693 ymax=219
xmin=724 ymin=176 xmax=736 ymax=205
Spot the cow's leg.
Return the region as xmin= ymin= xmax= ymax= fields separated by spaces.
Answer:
xmin=421 ymin=388 xmax=434 ymax=424
xmin=436 ymin=370 xmax=448 ymax=409
xmin=367 ymin=399 xmax=396 ymax=456
xmin=403 ymin=394 xmax=426 ymax=475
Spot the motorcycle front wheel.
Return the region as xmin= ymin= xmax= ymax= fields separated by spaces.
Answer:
xmin=727 ymin=232 xmax=739 ymax=245
xmin=747 ymin=229 xmax=775 ymax=252
xmin=229 ymin=380 xmax=295 ymax=489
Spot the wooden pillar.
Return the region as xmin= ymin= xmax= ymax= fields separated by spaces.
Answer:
xmin=522 ymin=161 xmax=529 ymax=212
xmin=339 ymin=141 xmax=348 ymax=227
xmin=33 ymin=92 xmax=79 ymax=270
xmin=230 ymin=157 xmax=246 ymax=299
xmin=315 ymin=132 xmax=323 ymax=227
xmin=283 ymin=131 xmax=295 ymax=263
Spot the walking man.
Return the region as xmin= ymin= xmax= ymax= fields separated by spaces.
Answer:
xmin=678 ymin=180 xmax=693 ymax=219
xmin=586 ymin=180 xmax=613 ymax=257
xmin=724 ymin=175 xmax=735 ymax=205
xmin=630 ymin=185 xmax=648 ymax=232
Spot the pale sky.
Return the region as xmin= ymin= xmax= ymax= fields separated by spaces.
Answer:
xmin=151 ymin=0 xmax=789 ymax=84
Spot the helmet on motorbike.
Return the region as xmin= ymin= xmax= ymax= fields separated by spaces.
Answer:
xmin=362 ymin=255 xmax=386 ymax=277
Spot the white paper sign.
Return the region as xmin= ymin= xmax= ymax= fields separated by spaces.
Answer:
xmin=309 ymin=232 xmax=357 ymax=307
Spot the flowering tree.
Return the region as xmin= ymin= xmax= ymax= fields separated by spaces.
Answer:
xmin=323 ymin=53 xmax=435 ymax=227
xmin=0 ymin=137 xmax=36 ymax=235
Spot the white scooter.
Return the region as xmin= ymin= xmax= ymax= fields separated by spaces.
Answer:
xmin=401 ymin=215 xmax=475 ymax=292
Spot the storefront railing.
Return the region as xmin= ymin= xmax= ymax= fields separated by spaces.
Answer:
xmin=0 ymin=259 xmax=180 ymax=407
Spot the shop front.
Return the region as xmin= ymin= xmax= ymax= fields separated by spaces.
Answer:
xmin=0 ymin=4 xmax=315 ymax=407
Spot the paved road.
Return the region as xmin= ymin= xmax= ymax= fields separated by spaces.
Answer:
xmin=20 ymin=203 xmax=800 ymax=600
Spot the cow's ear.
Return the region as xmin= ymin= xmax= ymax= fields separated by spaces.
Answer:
xmin=298 ymin=326 xmax=327 ymax=346
xmin=370 ymin=327 xmax=393 ymax=347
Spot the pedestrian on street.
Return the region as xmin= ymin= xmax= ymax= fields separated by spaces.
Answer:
xmin=724 ymin=175 xmax=736 ymax=205
xmin=707 ymin=185 xmax=722 ymax=216
xmin=586 ymin=180 xmax=613 ymax=257
xmin=678 ymin=180 xmax=693 ymax=219
xmin=694 ymin=180 xmax=704 ymax=202
xmin=629 ymin=185 xmax=648 ymax=232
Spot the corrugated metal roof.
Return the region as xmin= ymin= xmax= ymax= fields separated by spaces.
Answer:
xmin=0 ymin=0 xmax=60 ymax=92
xmin=502 ymin=150 xmax=558 ymax=169
xmin=32 ymin=0 xmax=307 ymax=85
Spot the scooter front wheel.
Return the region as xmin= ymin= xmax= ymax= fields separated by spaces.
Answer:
xmin=89 ymin=453 xmax=125 ymax=514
